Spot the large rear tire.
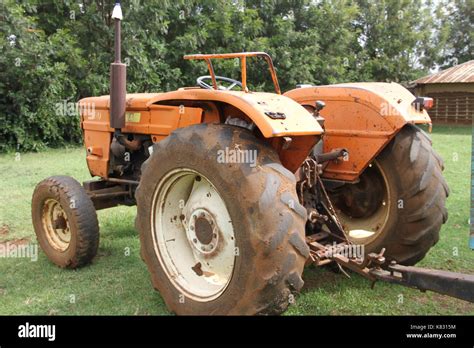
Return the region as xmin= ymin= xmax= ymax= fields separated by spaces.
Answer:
xmin=135 ymin=124 xmax=309 ymax=315
xmin=331 ymin=125 xmax=449 ymax=265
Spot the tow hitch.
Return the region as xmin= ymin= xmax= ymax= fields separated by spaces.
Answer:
xmin=307 ymin=238 xmax=474 ymax=303
xmin=299 ymin=153 xmax=474 ymax=304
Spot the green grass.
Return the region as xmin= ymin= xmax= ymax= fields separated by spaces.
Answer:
xmin=0 ymin=125 xmax=472 ymax=315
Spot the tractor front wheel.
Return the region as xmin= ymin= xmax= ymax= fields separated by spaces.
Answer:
xmin=32 ymin=175 xmax=99 ymax=268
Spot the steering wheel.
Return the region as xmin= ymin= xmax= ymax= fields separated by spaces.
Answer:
xmin=197 ymin=75 xmax=243 ymax=91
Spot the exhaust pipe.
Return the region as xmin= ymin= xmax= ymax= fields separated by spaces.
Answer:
xmin=110 ymin=2 xmax=126 ymax=130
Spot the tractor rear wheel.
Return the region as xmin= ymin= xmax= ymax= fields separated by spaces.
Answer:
xmin=329 ymin=125 xmax=449 ymax=265
xmin=135 ymin=124 xmax=309 ymax=315
xmin=32 ymin=175 xmax=99 ymax=268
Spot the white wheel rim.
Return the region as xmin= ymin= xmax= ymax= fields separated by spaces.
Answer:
xmin=337 ymin=161 xmax=391 ymax=244
xmin=42 ymin=198 xmax=71 ymax=252
xmin=151 ymin=169 xmax=236 ymax=302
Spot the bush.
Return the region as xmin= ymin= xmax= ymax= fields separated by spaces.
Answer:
xmin=0 ymin=4 xmax=83 ymax=151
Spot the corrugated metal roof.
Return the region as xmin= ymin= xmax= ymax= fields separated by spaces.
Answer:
xmin=413 ymin=60 xmax=474 ymax=84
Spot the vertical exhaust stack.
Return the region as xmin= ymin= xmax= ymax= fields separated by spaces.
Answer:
xmin=110 ymin=2 xmax=126 ymax=130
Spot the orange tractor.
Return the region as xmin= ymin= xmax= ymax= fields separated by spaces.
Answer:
xmin=31 ymin=3 xmax=472 ymax=315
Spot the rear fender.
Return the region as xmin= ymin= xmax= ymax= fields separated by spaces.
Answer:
xmin=284 ymin=82 xmax=432 ymax=182
xmin=151 ymin=89 xmax=324 ymax=138
xmin=151 ymin=89 xmax=323 ymax=172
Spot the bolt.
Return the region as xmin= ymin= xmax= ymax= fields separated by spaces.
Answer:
xmin=213 ymin=233 xmax=217 ymax=238
xmin=201 ymin=246 xmax=206 ymax=251
xmin=190 ymin=225 xmax=194 ymax=230
xmin=209 ymin=244 xmax=214 ymax=249
xmin=193 ymin=238 xmax=197 ymax=243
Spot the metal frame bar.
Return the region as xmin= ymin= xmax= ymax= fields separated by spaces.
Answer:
xmin=370 ymin=264 xmax=474 ymax=303
xmin=204 ymin=59 xmax=218 ymax=90
xmin=184 ymin=52 xmax=281 ymax=94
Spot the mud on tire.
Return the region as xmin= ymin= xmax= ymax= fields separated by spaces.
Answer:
xmin=135 ymin=124 xmax=309 ymax=315
xmin=358 ymin=125 xmax=449 ymax=265
xmin=32 ymin=175 xmax=99 ymax=268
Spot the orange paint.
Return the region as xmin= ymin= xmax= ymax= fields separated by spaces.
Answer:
xmin=285 ymin=82 xmax=432 ymax=182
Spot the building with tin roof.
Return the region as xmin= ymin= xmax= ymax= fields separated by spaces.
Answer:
xmin=411 ymin=60 xmax=474 ymax=124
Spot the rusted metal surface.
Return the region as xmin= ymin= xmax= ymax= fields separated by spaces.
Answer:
xmin=285 ymin=82 xmax=432 ymax=181
xmin=370 ymin=263 xmax=474 ymax=303
xmin=204 ymin=59 xmax=218 ymax=90
xmin=105 ymin=177 xmax=140 ymax=185
xmin=297 ymin=152 xmax=350 ymax=244
xmin=300 ymin=159 xmax=473 ymax=303
xmin=184 ymin=52 xmax=281 ymax=94
xmin=83 ymin=179 xmax=136 ymax=210
xmin=306 ymin=235 xmax=474 ymax=303
xmin=313 ymin=148 xmax=348 ymax=164
xmin=413 ymin=60 xmax=474 ymax=84
xmin=241 ymin=55 xmax=247 ymax=92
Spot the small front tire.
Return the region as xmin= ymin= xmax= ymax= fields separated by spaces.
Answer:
xmin=32 ymin=175 xmax=99 ymax=268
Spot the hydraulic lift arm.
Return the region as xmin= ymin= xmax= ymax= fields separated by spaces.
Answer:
xmin=300 ymin=154 xmax=474 ymax=304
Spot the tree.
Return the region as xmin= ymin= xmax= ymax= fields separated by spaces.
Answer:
xmin=0 ymin=0 xmax=457 ymax=151
xmin=437 ymin=0 xmax=474 ymax=67
xmin=353 ymin=0 xmax=440 ymax=82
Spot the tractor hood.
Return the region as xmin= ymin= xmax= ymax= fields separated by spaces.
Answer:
xmin=79 ymin=89 xmax=324 ymax=138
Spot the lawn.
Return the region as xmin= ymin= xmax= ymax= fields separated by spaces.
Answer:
xmin=0 ymin=125 xmax=472 ymax=315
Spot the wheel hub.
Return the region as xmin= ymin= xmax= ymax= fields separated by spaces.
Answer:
xmin=186 ymin=209 xmax=219 ymax=254
xmin=328 ymin=161 xmax=390 ymax=243
xmin=335 ymin=165 xmax=385 ymax=218
xmin=42 ymin=198 xmax=71 ymax=251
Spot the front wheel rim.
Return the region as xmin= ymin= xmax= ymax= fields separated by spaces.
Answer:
xmin=42 ymin=198 xmax=71 ymax=252
xmin=151 ymin=169 xmax=236 ymax=302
